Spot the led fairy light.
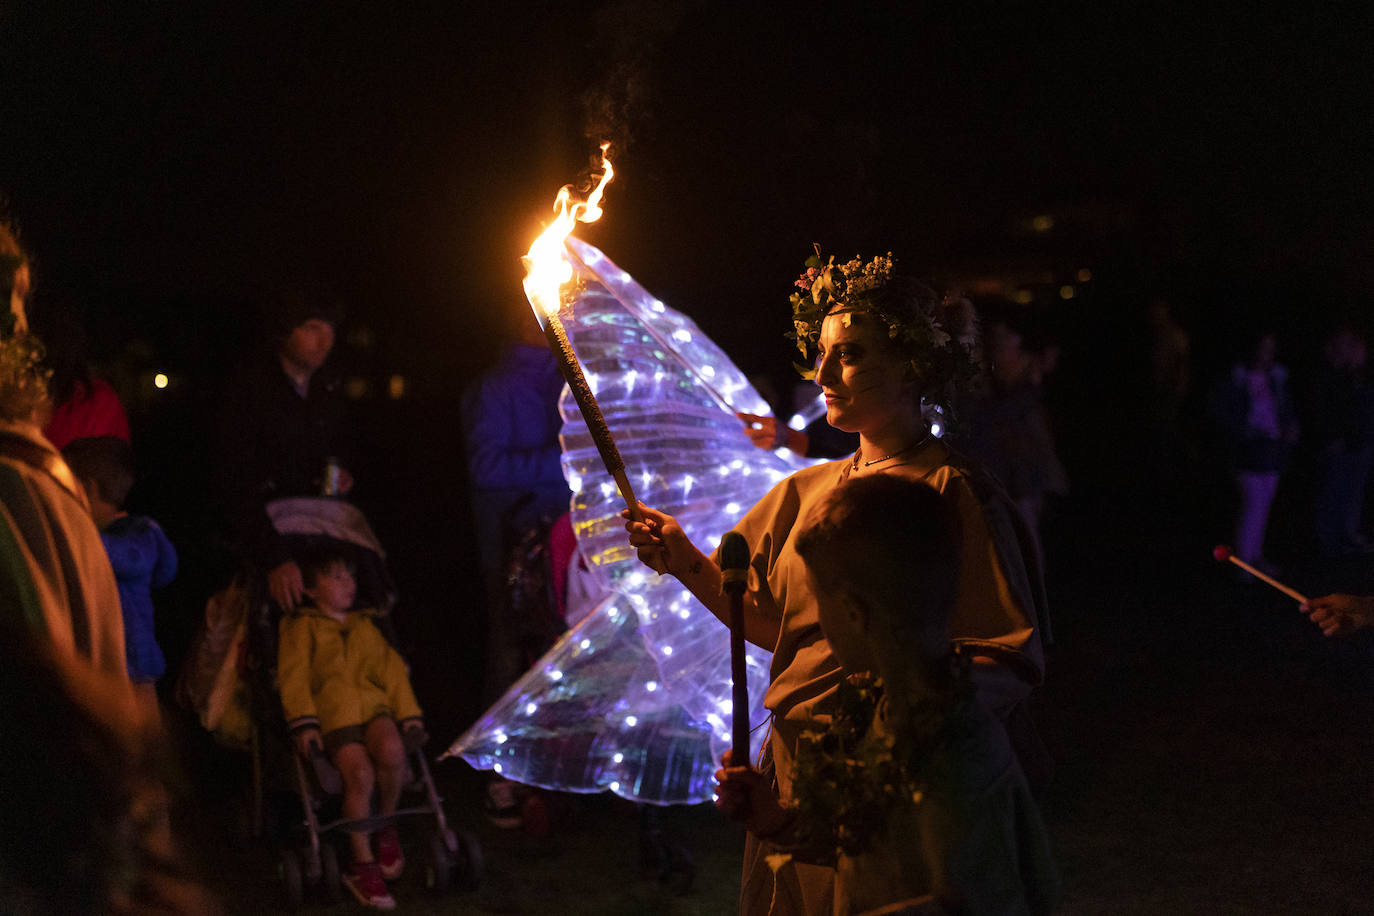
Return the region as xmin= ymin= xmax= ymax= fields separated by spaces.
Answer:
xmin=445 ymin=240 xmax=816 ymax=804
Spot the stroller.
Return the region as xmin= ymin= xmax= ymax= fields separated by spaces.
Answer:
xmin=277 ymin=727 xmax=482 ymax=907
xmin=181 ymin=496 xmax=482 ymax=906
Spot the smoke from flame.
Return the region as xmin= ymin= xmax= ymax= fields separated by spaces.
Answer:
xmin=523 ymin=143 xmax=614 ymax=318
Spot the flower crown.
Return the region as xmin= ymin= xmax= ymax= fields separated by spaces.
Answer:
xmin=787 ymin=246 xmax=977 ymax=413
xmin=0 ymin=310 xmax=50 ymax=423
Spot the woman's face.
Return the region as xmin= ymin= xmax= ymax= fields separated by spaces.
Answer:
xmin=814 ymin=310 xmax=913 ymax=435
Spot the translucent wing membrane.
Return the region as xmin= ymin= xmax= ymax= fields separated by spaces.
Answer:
xmin=446 ymin=239 xmax=817 ymax=804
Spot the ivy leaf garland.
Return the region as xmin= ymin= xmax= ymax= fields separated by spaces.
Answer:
xmin=0 ymin=315 xmax=50 ymax=422
xmin=784 ymin=249 xmax=978 ymax=413
xmin=787 ymin=670 xmax=973 ymax=859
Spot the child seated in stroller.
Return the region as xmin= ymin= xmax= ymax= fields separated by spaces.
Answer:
xmin=277 ymin=546 xmax=427 ymax=911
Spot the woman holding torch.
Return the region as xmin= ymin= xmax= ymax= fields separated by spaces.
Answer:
xmin=625 ymin=251 xmax=1049 ymax=915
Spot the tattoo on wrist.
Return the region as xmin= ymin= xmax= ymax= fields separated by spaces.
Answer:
xmin=689 ymin=560 xmax=703 ymax=575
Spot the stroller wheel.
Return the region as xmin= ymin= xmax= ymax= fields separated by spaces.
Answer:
xmin=278 ymin=848 xmax=305 ymax=909
xmin=319 ymin=842 xmax=343 ymax=902
xmin=453 ymin=828 xmax=484 ymax=891
xmin=424 ymin=832 xmax=452 ymax=893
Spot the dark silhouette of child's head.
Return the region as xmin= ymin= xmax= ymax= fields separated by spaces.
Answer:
xmin=61 ymin=435 xmax=135 ymax=510
xmin=796 ymin=475 xmax=960 ymax=674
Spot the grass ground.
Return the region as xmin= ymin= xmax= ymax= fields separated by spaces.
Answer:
xmin=183 ymin=466 xmax=1374 ymax=914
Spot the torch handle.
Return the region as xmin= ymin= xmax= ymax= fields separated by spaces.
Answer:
xmin=542 ymin=313 xmax=642 ymax=522
xmin=611 ymin=468 xmax=645 ymax=525
xmin=729 ymin=593 xmax=749 ymax=762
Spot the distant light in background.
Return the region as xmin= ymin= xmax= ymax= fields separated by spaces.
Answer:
xmin=388 ymin=375 xmax=406 ymax=399
xmin=1059 ymin=285 xmax=1076 ymax=300
xmin=1014 ymin=289 xmax=1034 ymax=304
xmin=1031 ymin=214 xmax=1055 ymax=232
xmin=348 ymin=327 xmax=375 ymax=350
xmin=153 ymin=373 xmax=169 ymax=389
xmin=345 ymin=377 xmax=369 ymax=399
xmin=1077 ymin=268 xmax=1092 ymax=283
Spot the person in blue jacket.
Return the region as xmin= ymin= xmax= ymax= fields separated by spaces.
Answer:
xmin=461 ymin=311 xmax=572 ymax=700
xmin=63 ymin=435 xmax=178 ymax=717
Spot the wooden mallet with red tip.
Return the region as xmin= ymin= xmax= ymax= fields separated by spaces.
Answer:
xmin=1212 ymin=545 xmax=1308 ymax=603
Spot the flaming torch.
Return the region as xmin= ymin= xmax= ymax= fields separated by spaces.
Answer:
xmin=522 ymin=144 xmax=646 ymax=528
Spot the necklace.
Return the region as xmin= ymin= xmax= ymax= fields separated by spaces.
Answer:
xmin=852 ymin=431 xmax=931 ymax=470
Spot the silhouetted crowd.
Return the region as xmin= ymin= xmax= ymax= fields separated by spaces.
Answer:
xmin=4 ymin=215 xmax=1373 ymax=914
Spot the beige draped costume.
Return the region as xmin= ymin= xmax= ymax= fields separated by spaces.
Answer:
xmin=723 ymin=438 xmax=1047 ymax=915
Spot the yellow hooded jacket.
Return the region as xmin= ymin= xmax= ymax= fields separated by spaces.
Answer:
xmin=277 ymin=606 xmax=421 ymax=736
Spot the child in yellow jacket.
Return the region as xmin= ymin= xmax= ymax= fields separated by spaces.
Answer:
xmin=277 ymin=549 xmax=425 ymax=911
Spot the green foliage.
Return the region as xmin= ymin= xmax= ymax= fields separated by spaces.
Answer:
xmin=0 ymin=317 xmax=50 ymax=423
xmin=787 ymin=670 xmax=972 ymax=858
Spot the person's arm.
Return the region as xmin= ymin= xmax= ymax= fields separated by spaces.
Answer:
xmin=714 ymin=750 xmax=838 ymax=864
xmin=624 ymin=503 xmax=782 ymax=650
xmin=938 ymin=474 xmax=1044 ymax=715
xmin=1301 ymin=593 xmax=1374 ymax=637
xmin=374 ymin=623 xmax=424 ymax=732
xmin=736 ymin=412 xmax=810 ymax=454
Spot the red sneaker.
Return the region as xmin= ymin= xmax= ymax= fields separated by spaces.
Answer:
xmin=375 ymin=827 xmax=404 ymax=880
xmin=343 ymin=861 xmax=395 ymax=910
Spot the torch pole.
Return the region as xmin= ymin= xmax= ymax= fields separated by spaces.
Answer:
xmin=539 ymin=309 xmax=644 ymax=524
xmin=720 ymin=532 xmax=751 ymax=765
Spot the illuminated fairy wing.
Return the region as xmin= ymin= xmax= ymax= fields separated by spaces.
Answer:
xmin=444 ymin=238 xmax=817 ymax=804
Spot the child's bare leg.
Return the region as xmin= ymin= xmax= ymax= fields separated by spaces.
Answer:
xmin=365 ymin=716 xmax=407 ymax=815
xmin=333 ymin=742 xmax=376 ymax=863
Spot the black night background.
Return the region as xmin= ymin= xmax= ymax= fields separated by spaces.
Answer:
xmin=3 ymin=2 xmax=1373 ymax=912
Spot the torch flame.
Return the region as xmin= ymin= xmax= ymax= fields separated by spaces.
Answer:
xmin=523 ymin=142 xmax=614 ymax=318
